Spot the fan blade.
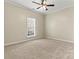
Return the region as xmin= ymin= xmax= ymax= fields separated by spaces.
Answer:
xmin=47 ymin=4 xmax=55 ymax=6
xmin=32 ymin=1 xmax=41 ymax=5
xmin=41 ymin=0 xmax=44 ymax=4
xmin=45 ymin=7 xmax=48 ymax=11
xmin=37 ymin=6 xmax=41 ymax=9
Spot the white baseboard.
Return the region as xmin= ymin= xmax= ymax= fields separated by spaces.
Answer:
xmin=4 ymin=37 xmax=43 ymax=47
xmin=4 ymin=40 xmax=27 ymax=47
xmin=5 ymin=36 xmax=74 ymax=47
xmin=46 ymin=35 xmax=74 ymax=43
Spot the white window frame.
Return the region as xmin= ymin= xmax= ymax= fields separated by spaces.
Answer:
xmin=27 ymin=17 xmax=36 ymax=38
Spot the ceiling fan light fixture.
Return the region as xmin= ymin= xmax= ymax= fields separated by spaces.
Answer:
xmin=42 ymin=6 xmax=46 ymax=9
xmin=32 ymin=0 xmax=55 ymax=11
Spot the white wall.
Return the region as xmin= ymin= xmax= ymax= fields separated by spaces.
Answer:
xmin=45 ymin=7 xmax=74 ymax=43
xmin=4 ymin=3 xmax=45 ymax=45
xmin=5 ymin=2 xmax=74 ymax=45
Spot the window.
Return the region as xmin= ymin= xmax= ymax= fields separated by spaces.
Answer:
xmin=27 ymin=17 xmax=36 ymax=37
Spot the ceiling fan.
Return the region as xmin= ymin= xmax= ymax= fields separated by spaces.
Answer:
xmin=32 ymin=0 xmax=55 ymax=11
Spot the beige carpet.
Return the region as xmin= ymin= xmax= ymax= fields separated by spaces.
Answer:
xmin=5 ymin=39 xmax=74 ymax=59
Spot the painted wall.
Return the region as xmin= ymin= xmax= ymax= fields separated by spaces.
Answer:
xmin=5 ymin=2 xmax=74 ymax=45
xmin=45 ymin=7 xmax=74 ymax=43
xmin=5 ymin=3 xmax=45 ymax=45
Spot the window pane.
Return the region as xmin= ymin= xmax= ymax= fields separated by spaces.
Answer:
xmin=27 ymin=18 xmax=36 ymax=37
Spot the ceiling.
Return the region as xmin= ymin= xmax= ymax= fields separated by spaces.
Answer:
xmin=5 ymin=0 xmax=74 ymax=14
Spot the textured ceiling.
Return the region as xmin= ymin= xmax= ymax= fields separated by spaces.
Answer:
xmin=5 ymin=0 xmax=74 ymax=14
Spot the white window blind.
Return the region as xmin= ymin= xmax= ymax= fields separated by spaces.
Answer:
xmin=27 ymin=17 xmax=36 ymax=37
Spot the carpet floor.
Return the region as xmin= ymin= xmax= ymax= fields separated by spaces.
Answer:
xmin=5 ymin=39 xmax=74 ymax=59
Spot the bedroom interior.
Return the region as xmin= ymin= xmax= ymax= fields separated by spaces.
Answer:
xmin=4 ymin=0 xmax=74 ymax=59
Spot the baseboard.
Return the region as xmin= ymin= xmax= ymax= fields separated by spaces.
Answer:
xmin=46 ymin=35 xmax=74 ymax=43
xmin=4 ymin=37 xmax=44 ymax=47
xmin=5 ymin=36 xmax=74 ymax=47
xmin=4 ymin=40 xmax=27 ymax=47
